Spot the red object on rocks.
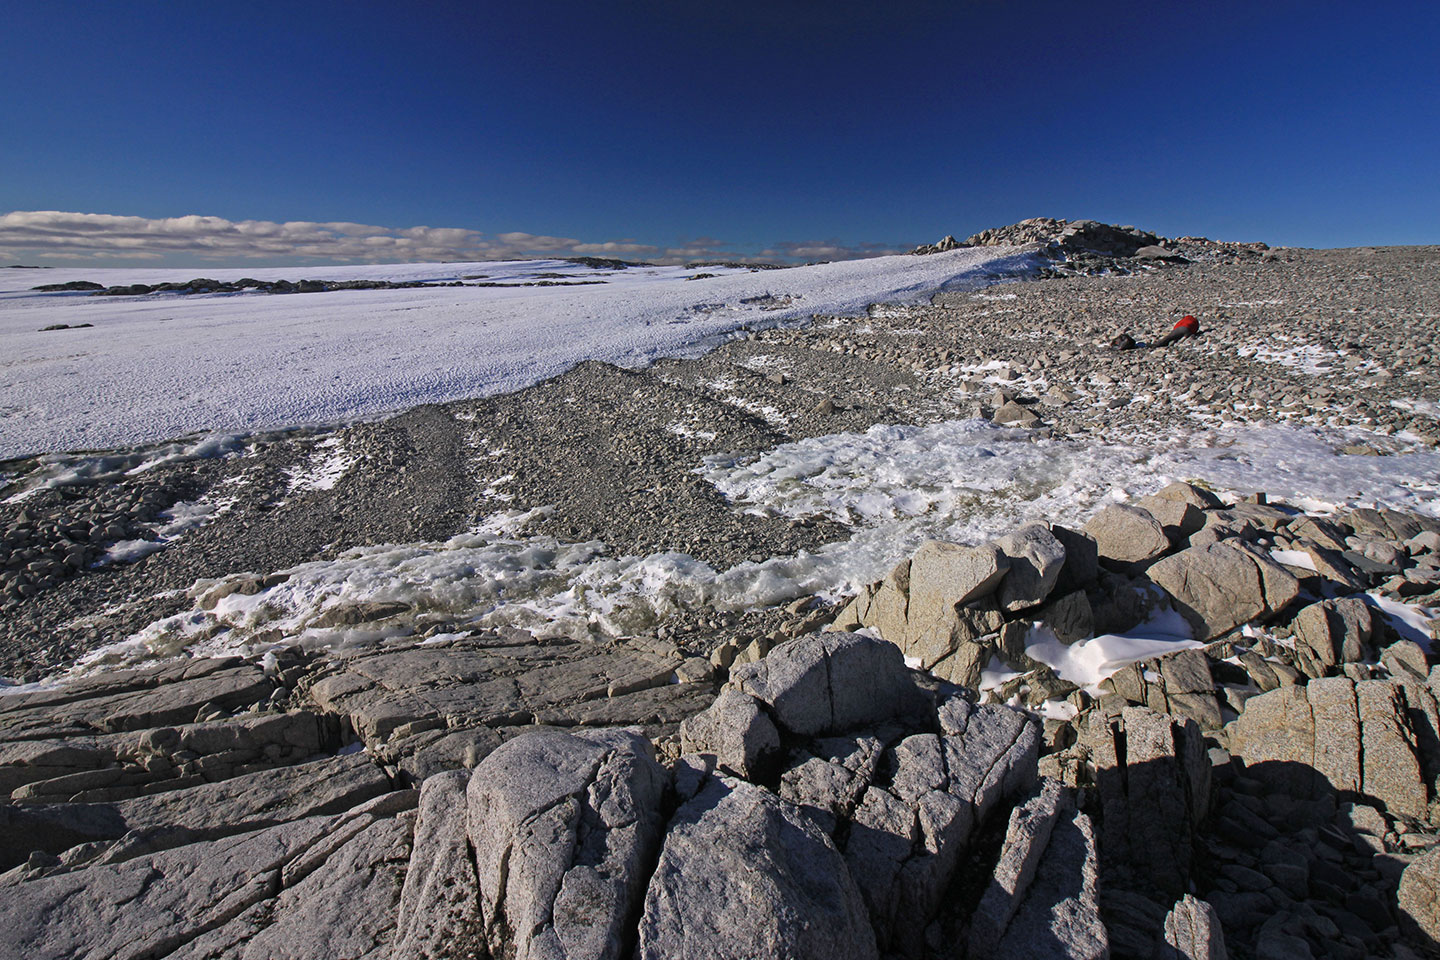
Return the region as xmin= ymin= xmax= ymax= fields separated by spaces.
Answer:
xmin=1173 ymin=315 xmax=1199 ymax=334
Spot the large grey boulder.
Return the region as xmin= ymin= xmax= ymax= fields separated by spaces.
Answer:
xmin=1356 ymin=679 xmax=1429 ymax=821
xmin=1228 ymin=678 xmax=1432 ymax=821
xmin=841 ymin=703 xmax=1041 ymax=957
xmin=1082 ymin=707 xmax=1209 ymax=898
xmin=991 ymin=806 xmax=1107 ymax=960
xmin=969 ymin=779 xmax=1070 ymax=955
xmin=467 ymin=728 xmax=666 ymax=960
xmin=1082 ymin=504 xmax=1170 ymax=566
xmin=1399 ymin=846 xmax=1440 ymax=943
xmin=702 ymin=636 xmax=1041 ymax=960
xmin=1291 ymin=597 xmax=1375 ymax=676
xmin=678 ymin=688 xmax=779 ymax=779
xmin=913 ymin=597 xmax=1004 ymax=681
xmin=636 ymin=776 xmax=878 ymax=960
xmin=1146 ymin=541 xmax=1300 ymax=640
xmin=1161 ymin=895 xmax=1228 ymax=959
xmin=730 ymin=632 xmax=918 ymax=737
xmin=993 ymin=523 xmax=1068 ymax=612
xmin=1149 ymin=481 xmax=1222 ymax=510
xmin=906 ymin=540 xmax=1009 ymax=631
xmin=392 ymin=770 xmax=484 ymax=960
xmin=1137 ymin=495 xmax=1206 ymax=543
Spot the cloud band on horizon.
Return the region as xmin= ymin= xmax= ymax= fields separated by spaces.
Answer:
xmin=0 ymin=210 xmax=903 ymax=266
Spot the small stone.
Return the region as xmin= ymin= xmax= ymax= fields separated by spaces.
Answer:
xmin=992 ymin=400 xmax=1041 ymax=427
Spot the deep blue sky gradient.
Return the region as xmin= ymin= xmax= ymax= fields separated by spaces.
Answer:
xmin=2 ymin=0 xmax=1437 ymax=263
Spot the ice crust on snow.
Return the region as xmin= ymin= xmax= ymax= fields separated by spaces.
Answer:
xmin=5 ymin=432 xmax=253 ymax=502
xmin=1366 ymin=592 xmax=1438 ymax=652
xmin=1270 ymin=549 xmax=1319 ymax=571
xmin=282 ymin=436 xmax=354 ymax=495
xmin=0 ymin=248 xmax=1042 ymax=458
xmin=44 ymin=415 xmax=1440 ymax=681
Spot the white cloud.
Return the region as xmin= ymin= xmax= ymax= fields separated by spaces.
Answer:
xmin=0 ymin=210 xmax=907 ymax=267
xmin=0 ymin=211 xmax=653 ymax=264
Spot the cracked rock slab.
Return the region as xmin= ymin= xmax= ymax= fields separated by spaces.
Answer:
xmin=0 ymin=803 xmax=402 ymax=960
xmin=637 ymin=775 xmax=879 ymax=960
xmin=1160 ymin=895 xmax=1228 ymax=960
xmin=392 ymin=770 xmax=485 ymax=960
xmin=467 ymin=727 xmax=666 ymax=960
xmin=1147 ymin=541 xmax=1299 ymax=641
xmin=730 ymin=631 xmax=919 ymax=738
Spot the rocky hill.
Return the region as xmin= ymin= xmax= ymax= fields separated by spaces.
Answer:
xmin=913 ymin=217 xmax=1272 ymax=275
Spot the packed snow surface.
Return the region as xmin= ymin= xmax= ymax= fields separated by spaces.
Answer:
xmin=0 ymin=248 xmax=1039 ymax=458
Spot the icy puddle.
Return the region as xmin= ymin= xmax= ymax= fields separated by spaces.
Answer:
xmin=32 ymin=419 xmax=1440 ymax=685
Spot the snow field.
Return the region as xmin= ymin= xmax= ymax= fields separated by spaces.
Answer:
xmin=0 ymin=247 xmax=1042 ymax=458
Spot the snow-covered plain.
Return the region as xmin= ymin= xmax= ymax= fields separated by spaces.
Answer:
xmin=0 ymin=247 xmax=1040 ymax=458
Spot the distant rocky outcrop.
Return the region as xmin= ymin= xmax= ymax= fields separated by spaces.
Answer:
xmin=30 ymin=276 xmax=609 ymax=298
xmin=912 ymin=217 xmax=1270 ymax=274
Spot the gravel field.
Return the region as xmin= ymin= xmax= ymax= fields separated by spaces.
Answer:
xmin=2 ymin=240 xmax=1437 ymax=683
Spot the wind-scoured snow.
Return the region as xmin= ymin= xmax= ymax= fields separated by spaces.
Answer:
xmin=0 ymin=247 xmax=1041 ymax=458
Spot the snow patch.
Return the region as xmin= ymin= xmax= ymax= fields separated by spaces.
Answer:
xmin=1024 ymin=612 xmax=1203 ymax=691
xmin=283 ymin=436 xmax=353 ymax=494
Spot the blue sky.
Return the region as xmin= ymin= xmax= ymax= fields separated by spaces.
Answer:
xmin=2 ymin=0 xmax=1437 ymax=265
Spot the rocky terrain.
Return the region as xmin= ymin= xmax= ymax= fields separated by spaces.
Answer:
xmin=2 ymin=224 xmax=1440 ymax=958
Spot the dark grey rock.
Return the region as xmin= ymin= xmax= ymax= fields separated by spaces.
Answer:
xmin=1160 ymin=894 xmax=1229 ymax=959
xmin=678 ymin=688 xmax=780 ymax=779
xmin=1035 ymin=589 xmax=1094 ymax=644
xmin=636 ymin=776 xmax=878 ymax=960
xmin=731 ymin=632 xmax=917 ymax=737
